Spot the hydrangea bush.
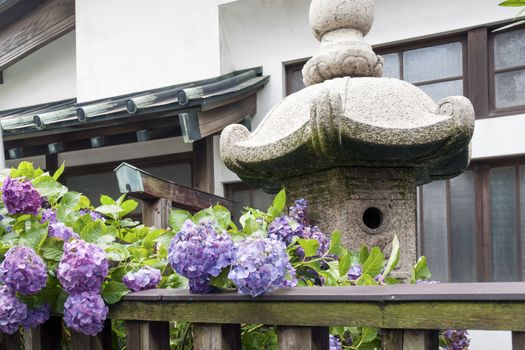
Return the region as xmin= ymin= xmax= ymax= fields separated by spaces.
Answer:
xmin=0 ymin=162 xmax=469 ymax=350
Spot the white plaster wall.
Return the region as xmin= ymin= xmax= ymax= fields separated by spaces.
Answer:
xmin=0 ymin=32 xmax=76 ymax=111
xmin=473 ymin=114 xmax=525 ymax=159
xmin=75 ymin=0 xmax=221 ymax=103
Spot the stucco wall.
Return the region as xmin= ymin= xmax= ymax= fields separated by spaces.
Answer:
xmin=0 ymin=32 xmax=76 ymax=111
xmin=75 ymin=0 xmax=221 ymax=103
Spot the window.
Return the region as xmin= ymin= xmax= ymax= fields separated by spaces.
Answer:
xmin=491 ymin=27 xmax=525 ymax=112
xmin=419 ymin=158 xmax=525 ymax=283
xmin=284 ymin=23 xmax=525 ymax=117
xmin=224 ymin=183 xmax=274 ymax=224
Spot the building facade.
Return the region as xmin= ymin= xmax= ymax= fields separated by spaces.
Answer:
xmin=0 ymin=0 xmax=523 ymax=347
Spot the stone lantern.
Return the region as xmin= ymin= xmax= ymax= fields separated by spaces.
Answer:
xmin=220 ymin=0 xmax=475 ymax=274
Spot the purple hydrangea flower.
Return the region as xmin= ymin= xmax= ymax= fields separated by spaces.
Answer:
xmin=49 ymin=222 xmax=79 ymax=241
xmin=289 ymin=199 xmax=308 ymax=225
xmin=0 ymin=246 xmax=47 ymax=295
xmin=329 ymin=335 xmax=343 ymax=350
xmin=80 ymin=209 xmax=105 ymax=222
xmin=229 ymin=235 xmax=297 ymax=297
xmin=348 ymin=264 xmax=362 ymax=281
xmin=0 ymin=285 xmax=27 ymax=334
xmin=41 ymin=209 xmax=57 ymax=224
xmin=63 ymin=292 xmax=108 ymax=336
xmin=168 ymin=220 xmax=233 ymax=293
xmin=442 ymin=329 xmax=470 ymax=350
xmin=22 ymin=304 xmax=50 ymax=328
xmin=188 ymin=277 xmax=215 ymax=294
xmin=123 ymin=267 xmax=162 ymax=292
xmin=268 ymin=216 xmax=297 ymax=245
xmin=58 ymin=239 xmax=109 ymax=294
xmin=2 ymin=177 xmax=42 ymax=215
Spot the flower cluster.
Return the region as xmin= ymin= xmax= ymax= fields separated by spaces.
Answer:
xmin=0 ymin=246 xmax=47 ymax=295
xmin=442 ymin=329 xmax=470 ymax=350
xmin=41 ymin=208 xmax=57 ymax=224
xmin=49 ymin=222 xmax=79 ymax=241
xmin=80 ymin=209 xmax=105 ymax=222
xmin=0 ymin=285 xmax=27 ymax=334
xmin=348 ymin=264 xmax=362 ymax=281
xmin=168 ymin=220 xmax=233 ymax=293
xmin=268 ymin=216 xmax=296 ymax=245
xmin=329 ymin=335 xmax=343 ymax=350
xmin=302 ymin=225 xmax=329 ymax=256
xmin=63 ymin=292 xmax=108 ymax=336
xmin=229 ymin=235 xmax=296 ymax=297
xmin=2 ymin=177 xmax=42 ymax=215
xmin=123 ymin=267 xmax=162 ymax=292
xmin=58 ymin=240 xmax=108 ymax=294
xmin=58 ymin=239 xmax=109 ymax=335
xmin=289 ymin=199 xmax=308 ymax=225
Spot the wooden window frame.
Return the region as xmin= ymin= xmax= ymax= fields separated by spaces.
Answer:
xmin=283 ymin=57 xmax=310 ymax=97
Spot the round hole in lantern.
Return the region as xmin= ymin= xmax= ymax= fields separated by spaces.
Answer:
xmin=362 ymin=207 xmax=383 ymax=230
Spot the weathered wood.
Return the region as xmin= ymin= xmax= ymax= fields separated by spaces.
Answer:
xmin=192 ymin=137 xmax=214 ymax=193
xmin=0 ymin=332 xmax=21 ymax=350
xmin=402 ymin=330 xmax=439 ymax=350
xmin=115 ymin=162 xmax=234 ymax=212
xmin=382 ymin=329 xmax=404 ymax=350
xmin=0 ymin=0 xmax=75 ymax=71
xmin=142 ymin=198 xmax=171 ymax=229
xmin=513 ymin=332 xmax=525 ymax=350
xmin=278 ymin=326 xmax=329 ymax=350
xmin=193 ymin=323 xmax=241 ymax=350
xmin=125 ymin=320 xmax=170 ymax=350
xmin=24 ymin=317 xmax=62 ymax=350
xmin=71 ymin=319 xmax=112 ymax=350
xmin=467 ymin=28 xmax=489 ymax=118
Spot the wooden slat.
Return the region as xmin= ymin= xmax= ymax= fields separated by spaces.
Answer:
xmin=513 ymin=332 xmax=525 ymax=350
xmin=192 ymin=137 xmax=214 ymax=193
xmin=193 ymin=323 xmax=241 ymax=350
xmin=24 ymin=317 xmax=62 ymax=350
xmin=71 ymin=320 xmax=112 ymax=350
xmin=402 ymin=330 xmax=439 ymax=350
xmin=467 ymin=28 xmax=490 ymax=118
xmin=278 ymin=326 xmax=329 ymax=350
xmin=0 ymin=333 xmax=21 ymax=350
xmin=0 ymin=0 xmax=75 ymax=71
xmin=142 ymin=198 xmax=171 ymax=229
xmin=125 ymin=320 xmax=170 ymax=350
xmin=382 ymin=329 xmax=404 ymax=350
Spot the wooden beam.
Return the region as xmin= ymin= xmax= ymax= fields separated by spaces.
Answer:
xmin=513 ymin=332 xmax=525 ymax=350
xmin=115 ymin=162 xmax=234 ymax=212
xmin=192 ymin=137 xmax=214 ymax=193
xmin=277 ymin=326 xmax=329 ymax=350
xmin=0 ymin=333 xmax=21 ymax=350
xmin=0 ymin=0 xmax=75 ymax=72
xmin=126 ymin=320 xmax=170 ymax=350
xmin=193 ymin=324 xmax=241 ymax=350
xmin=467 ymin=28 xmax=490 ymax=118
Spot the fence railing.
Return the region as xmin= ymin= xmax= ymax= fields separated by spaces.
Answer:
xmin=3 ymin=282 xmax=525 ymax=349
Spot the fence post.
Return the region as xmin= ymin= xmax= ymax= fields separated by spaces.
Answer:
xmin=193 ymin=323 xmax=241 ymax=350
xmin=0 ymin=333 xmax=21 ymax=350
xmin=71 ymin=319 xmax=112 ymax=350
xmin=142 ymin=198 xmax=171 ymax=229
xmin=277 ymin=326 xmax=329 ymax=350
xmin=24 ymin=317 xmax=62 ymax=350
xmin=513 ymin=332 xmax=525 ymax=350
xmin=126 ymin=320 xmax=170 ymax=350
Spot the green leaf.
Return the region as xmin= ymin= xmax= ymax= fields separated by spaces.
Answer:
xmin=382 ymin=235 xmax=400 ymax=279
xmin=361 ymin=327 xmax=379 ymax=344
xmin=100 ymin=195 xmax=116 ymax=205
xmin=102 ymin=282 xmax=130 ymax=304
xmin=32 ymin=175 xmax=68 ymax=204
xmin=362 ymin=247 xmax=384 ymax=277
xmin=60 ymin=191 xmax=81 ymax=210
xmin=52 ymin=162 xmax=65 ymax=180
xmin=80 ymin=220 xmax=106 ymax=243
xmin=16 ymin=161 xmax=35 ymax=179
xmin=359 ymin=246 xmax=369 ymax=265
xmin=19 ymin=219 xmax=48 ymax=250
xmin=297 ymin=238 xmax=320 ymax=257
xmin=499 ymin=0 xmax=525 ymax=7
xmin=169 ymin=209 xmax=192 ymax=231
xmin=120 ymin=199 xmax=138 ymax=216
xmin=95 ymin=204 xmax=122 ymax=220
xmin=210 ymin=267 xmax=232 ymax=289
xmin=41 ymin=238 xmax=65 ymax=262
xmin=327 ymin=230 xmax=347 ymax=257
xmin=338 ymin=253 xmax=352 ymax=277
xmin=143 ymin=229 xmax=165 ymax=249
xmin=270 ymin=189 xmax=286 ymax=215
xmin=411 ymin=256 xmax=431 ymax=283
xmin=356 ymin=274 xmax=378 ymax=286
xmin=212 ymin=204 xmax=232 ymax=230
xmin=105 ymin=244 xmax=130 ymax=262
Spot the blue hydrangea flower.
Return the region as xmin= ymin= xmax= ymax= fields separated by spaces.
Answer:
xmin=22 ymin=304 xmax=50 ymax=328
xmin=123 ymin=267 xmax=162 ymax=292
xmin=2 ymin=177 xmax=42 ymax=215
xmin=329 ymin=335 xmax=343 ymax=350
xmin=63 ymin=292 xmax=108 ymax=336
xmin=229 ymin=235 xmax=297 ymax=297
xmin=49 ymin=222 xmax=79 ymax=241
xmin=302 ymin=225 xmax=329 ymax=255
xmin=58 ymin=239 xmax=109 ymax=294
xmin=0 ymin=285 xmax=27 ymax=334
xmin=0 ymin=246 xmax=47 ymax=295
xmin=348 ymin=264 xmax=362 ymax=281
xmin=442 ymin=329 xmax=470 ymax=350
xmin=168 ymin=220 xmax=233 ymax=293
xmin=268 ymin=216 xmax=297 ymax=245
xmin=41 ymin=209 xmax=57 ymax=224
xmin=289 ymin=199 xmax=308 ymax=225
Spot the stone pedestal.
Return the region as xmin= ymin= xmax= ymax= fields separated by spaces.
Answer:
xmin=284 ymin=167 xmax=416 ymax=275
